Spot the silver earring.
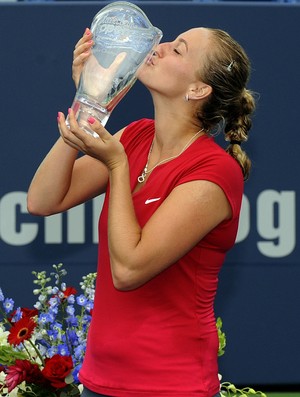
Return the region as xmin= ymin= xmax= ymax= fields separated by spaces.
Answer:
xmin=184 ymin=93 xmax=189 ymax=102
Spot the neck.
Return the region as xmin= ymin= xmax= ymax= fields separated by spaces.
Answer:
xmin=137 ymin=126 xmax=204 ymax=184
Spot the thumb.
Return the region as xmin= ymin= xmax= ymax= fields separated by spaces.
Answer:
xmin=109 ymin=52 xmax=127 ymax=75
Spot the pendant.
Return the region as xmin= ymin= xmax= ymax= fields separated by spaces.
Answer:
xmin=138 ymin=167 xmax=147 ymax=183
xmin=138 ymin=172 xmax=146 ymax=183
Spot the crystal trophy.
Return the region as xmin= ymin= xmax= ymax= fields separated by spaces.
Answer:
xmin=69 ymin=1 xmax=163 ymax=137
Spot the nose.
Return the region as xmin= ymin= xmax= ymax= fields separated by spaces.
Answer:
xmin=154 ymin=42 xmax=171 ymax=57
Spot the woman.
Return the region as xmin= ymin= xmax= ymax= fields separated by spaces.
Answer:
xmin=27 ymin=26 xmax=255 ymax=397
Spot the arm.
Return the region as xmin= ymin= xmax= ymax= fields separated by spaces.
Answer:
xmin=28 ymin=29 xmax=121 ymax=216
xmin=27 ymin=137 xmax=110 ymax=216
xmin=60 ymin=115 xmax=232 ymax=291
xmin=108 ymin=168 xmax=232 ymax=290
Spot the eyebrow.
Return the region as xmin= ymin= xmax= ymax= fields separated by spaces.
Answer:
xmin=178 ymin=38 xmax=188 ymax=52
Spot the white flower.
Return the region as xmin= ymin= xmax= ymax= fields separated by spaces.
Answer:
xmin=0 ymin=325 xmax=9 ymax=345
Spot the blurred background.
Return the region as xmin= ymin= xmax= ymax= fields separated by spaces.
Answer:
xmin=0 ymin=1 xmax=299 ymax=396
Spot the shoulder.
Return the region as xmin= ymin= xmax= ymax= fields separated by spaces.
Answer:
xmin=178 ymin=135 xmax=244 ymax=218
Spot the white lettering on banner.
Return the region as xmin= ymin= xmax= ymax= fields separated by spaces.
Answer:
xmin=0 ymin=190 xmax=297 ymax=258
xmin=257 ymin=190 xmax=296 ymax=258
xmin=236 ymin=190 xmax=296 ymax=258
xmin=0 ymin=192 xmax=38 ymax=245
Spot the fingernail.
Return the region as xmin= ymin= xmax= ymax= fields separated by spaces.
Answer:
xmin=68 ymin=108 xmax=72 ymax=115
xmin=85 ymin=28 xmax=91 ymax=35
xmin=87 ymin=117 xmax=95 ymax=124
xmin=57 ymin=112 xmax=60 ymax=121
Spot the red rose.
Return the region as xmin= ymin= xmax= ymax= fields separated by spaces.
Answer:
xmin=42 ymin=355 xmax=73 ymax=389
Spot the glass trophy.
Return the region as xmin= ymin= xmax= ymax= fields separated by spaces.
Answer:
xmin=69 ymin=1 xmax=163 ymax=137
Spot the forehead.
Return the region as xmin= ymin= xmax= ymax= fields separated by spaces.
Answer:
xmin=177 ymin=28 xmax=211 ymax=45
xmin=177 ymin=28 xmax=212 ymax=64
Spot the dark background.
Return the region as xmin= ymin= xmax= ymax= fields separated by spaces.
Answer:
xmin=0 ymin=1 xmax=299 ymax=390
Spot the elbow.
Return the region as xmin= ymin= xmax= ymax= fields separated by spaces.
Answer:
xmin=27 ymin=196 xmax=53 ymax=217
xmin=111 ymin=261 xmax=143 ymax=291
xmin=112 ymin=273 xmax=138 ymax=292
xmin=27 ymin=198 xmax=42 ymax=216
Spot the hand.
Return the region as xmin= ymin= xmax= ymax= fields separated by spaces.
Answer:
xmin=57 ymin=109 xmax=127 ymax=172
xmin=72 ymin=28 xmax=127 ymax=100
xmin=81 ymin=51 xmax=127 ymax=101
xmin=72 ymin=28 xmax=94 ymax=89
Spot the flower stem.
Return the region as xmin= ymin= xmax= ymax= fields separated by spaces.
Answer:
xmin=28 ymin=338 xmax=45 ymax=366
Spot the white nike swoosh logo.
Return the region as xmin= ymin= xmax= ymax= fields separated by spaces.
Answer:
xmin=145 ymin=198 xmax=161 ymax=204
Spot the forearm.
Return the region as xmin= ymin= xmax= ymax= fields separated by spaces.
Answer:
xmin=27 ymin=137 xmax=79 ymax=216
xmin=108 ymin=161 xmax=143 ymax=290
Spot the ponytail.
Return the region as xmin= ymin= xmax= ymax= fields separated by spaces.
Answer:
xmin=196 ymin=29 xmax=256 ymax=181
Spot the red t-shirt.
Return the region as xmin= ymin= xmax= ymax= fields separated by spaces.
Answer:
xmin=79 ymin=119 xmax=244 ymax=396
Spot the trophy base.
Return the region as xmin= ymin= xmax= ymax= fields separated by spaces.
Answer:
xmin=69 ymin=95 xmax=111 ymax=138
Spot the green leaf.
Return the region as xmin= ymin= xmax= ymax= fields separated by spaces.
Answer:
xmin=216 ymin=317 xmax=226 ymax=357
xmin=0 ymin=345 xmax=27 ymax=365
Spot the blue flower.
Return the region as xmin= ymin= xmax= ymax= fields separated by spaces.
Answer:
xmin=39 ymin=312 xmax=54 ymax=324
xmin=52 ymin=286 xmax=59 ymax=294
xmin=67 ymin=295 xmax=75 ymax=304
xmin=74 ymin=344 xmax=85 ymax=360
xmin=48 ymin=296 xmax=60 ymax=308
xmin=85 ymin=301 xmax=94 ymax=312
xmin=58 ymin=343 xmax=70 ymax=356
xmin=66 ymin=329 xmax=78 ymax=344
xmin=11 ymin=307 xmax=22 ymax=322
xmin=72 ymin=363 xmax=82 ymax=383
xmin=76 ymin=294 xmax=87 ymax=306
xmin=47 ymin=346 xmax=59 ymax=357
xmin=66 ymin=305 xmax=75 ymax=316
xmin=0 ymin=288 xmax=4 ymax=302
xmin=66 ymin=316 xmax=78 ymax=327
xmin=3 ymin=298 xmax=14 ymax=313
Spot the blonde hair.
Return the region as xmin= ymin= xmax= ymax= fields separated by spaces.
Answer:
xmin=197 ymin=28 xmax=256 ymax=180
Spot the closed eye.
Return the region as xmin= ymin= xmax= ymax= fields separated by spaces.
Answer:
xmin=174 ymin=48 xmax=181 ymax=55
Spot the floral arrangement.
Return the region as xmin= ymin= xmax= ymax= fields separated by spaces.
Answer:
xmin=0 ymin=263 xmax=266 ymax=397
xmin=0 ymin=264 xmax=96 ymax=396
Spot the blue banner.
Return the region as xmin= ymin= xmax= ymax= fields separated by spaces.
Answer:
xmin=0 ymin=1 xmax=299 ymax=388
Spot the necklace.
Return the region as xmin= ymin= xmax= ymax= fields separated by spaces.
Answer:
xmin=137 ymin=128 xmax=204 ymax=183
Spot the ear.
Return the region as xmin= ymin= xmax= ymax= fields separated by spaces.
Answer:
xmin=187 ymin=83 xmax=212 ymax=100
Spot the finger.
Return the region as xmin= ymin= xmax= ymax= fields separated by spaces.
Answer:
xmin=57 ymin=110 xmax=86 ymax=149
xmin=74 ymin=28 xmax=93 ymax=49
xmin=109 ymin=52 xmax=127 ymax=75
xmin=73 ymin=41 xmax=93 ymax=63
xmin=87 ymin=117 xmax=112 ymax=142
xmin=65 ymin=109 xmax=99 ymax=148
